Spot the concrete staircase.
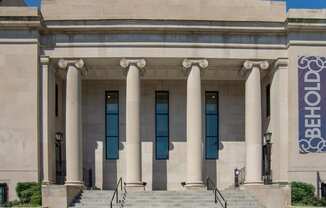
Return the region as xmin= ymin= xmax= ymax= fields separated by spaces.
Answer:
xmin=124 ymin=191 xmax=218 ymax=208
xmin=70 ymin=189 xmax=264 ymax=208
xmin=69 ymin=190 xmax=117 ymax=208
xmin=223 ymin=189 xmax=265 ymax=208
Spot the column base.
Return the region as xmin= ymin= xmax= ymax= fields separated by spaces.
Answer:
xmin=42 ymin=180 xmax=55 ymax=185
xmin=183 ymin=182 xmax=206 ymax=190
xmin=244 ymin=180 xmax=263 ymax=186
xmin=125 ymin=182 xmax=146 ymax=192
xmin=65 ymin=181 xmax=84 ymax=187
xmin=274 ymin=181 xmax=289 ymax=186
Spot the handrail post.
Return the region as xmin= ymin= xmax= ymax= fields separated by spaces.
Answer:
xmin=205 ymin=177 xmax=207 ymax=189
xmin=207 ymin=177 xmax=227 ymax=208
xmin=317 ymin=171 xmax=321 ymax=199
xmin=116 ymin=188 xmax=119 ymax=203
xmin=111 ymin=177 xmax=124 ymax=208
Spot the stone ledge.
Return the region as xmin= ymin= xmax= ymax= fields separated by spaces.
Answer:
xmin=0 ymin=7 xmax=38 ymax=17
xmin=242 ymin=184 xmax=291 ymax=208
xmin=42 ymin=184 xmax=83 ymax=208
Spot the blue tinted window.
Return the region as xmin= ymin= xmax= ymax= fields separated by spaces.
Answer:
xmin=206 ymin=115 xmax=218 ymax=137
xmin=205 ymin=92 xmax=219 ymax=160
xmin=106 ymin=103 xmax=118 ymax=113
xmin=105 ymin=91 xmax=119 ymax=159
xmin=106 ymin=137 xmax=119 ymax=159
xmin=106 ymin=92 xmax=118 ymax=113
xmin=206 ymin=137 xmax=218 ymax=159
xmin=156 ymin=115 xmax=169 ymax=137
xmin=155 ymin=91 xmax=169 ymax=160
xmin=156 ymin=137 xmax=169 ymax=160
xmin=156 ymin=94 xmax=168 ymax=114
xmin=106 ymin=115 xmax=119 ymax=136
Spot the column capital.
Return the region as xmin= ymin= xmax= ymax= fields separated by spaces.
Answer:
xmin=120 ymin=58 xmax=146 ymax=69
xmin=40 ymin=56 xmax=50 ymax=65
xmin=240 ymin=60 xmax=269 ymax=76
xmin=182 ymin=59 xmax=208 ymax=69
xmin=58 ymin=59 xmax=87 ymax=75
xmin=243 ymin=60 xmax=269 ymax=71
xmin=274 ymin=58 xmax=289 ymax=69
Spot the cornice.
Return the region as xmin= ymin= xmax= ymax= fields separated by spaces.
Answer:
xmin=287 ymin=22 xmax=326 ymax=32
xmin=41 ymin=20 xmax=286 ymax=35
xmin=49 ymin=42 xmax=287 ymax=50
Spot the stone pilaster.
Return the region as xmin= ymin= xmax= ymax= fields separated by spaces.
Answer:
xmin=182 ymin=59 xmax=208 ymax=189
xmin=242 ymin=60 xmax=269 ymax=184
xmin=273 ymin=58 xmax=289 ymax=183
xmin=120 ymin=58 xmax=146 ymax=191
xmin=41 ymin=56 xmax=56 ymax=185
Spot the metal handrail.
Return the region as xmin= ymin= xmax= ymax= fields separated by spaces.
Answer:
xmin=110 ymin=177 xmax=123 ymax=208
xmin=206 ymin=177 xmax=227 ymax=208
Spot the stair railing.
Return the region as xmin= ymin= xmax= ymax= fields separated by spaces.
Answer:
xmin=110 ymin=177 xmax=123 ymax=208
xmin=206 ymin=177 xmax=227 ymax=208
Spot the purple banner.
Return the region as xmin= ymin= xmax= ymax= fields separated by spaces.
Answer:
xmin=298 ymin=56 xmax=326 ymax=153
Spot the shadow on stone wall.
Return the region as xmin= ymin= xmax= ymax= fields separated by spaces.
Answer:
xmin=152 ymin=141 xmax=167 ymax=190
xmin=103 ymin=161 xmax=117 ymax=190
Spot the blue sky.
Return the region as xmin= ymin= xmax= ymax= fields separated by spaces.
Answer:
xmin=24 ymin=0 xmax=40 ymax=7
xmin=24 ymin=0 xmax=326 ymax=9
xmin=287 ymin=0 xmax=326 ymax=9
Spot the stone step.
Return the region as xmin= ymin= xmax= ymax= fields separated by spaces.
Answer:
xmin=70 ymin=189 xmax=264 ymax=208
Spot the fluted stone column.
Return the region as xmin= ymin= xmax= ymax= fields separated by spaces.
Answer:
xmin=183 ymin=59 xmax=208 ymax=189
xmin=58 ymin=59 xmax=86 ymax=186
xmin=41 ymin=56 xmax=56 ymax=185
xmin=242 ymin=61 xmax=269 ymax=184
xmin=120 ymin=59 xmax=146 ymax=190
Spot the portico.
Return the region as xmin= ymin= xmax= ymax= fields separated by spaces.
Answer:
xmin=36 ymin=4 xmax=290 ymax=206
xmin=41 ymin=54 xmax=286 ymax=193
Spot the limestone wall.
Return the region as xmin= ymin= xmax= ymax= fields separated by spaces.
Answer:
xmin=286 ymin=9 xmax=326 ymax=190
xmin=0 ymin=41 xmax=40 ymax=200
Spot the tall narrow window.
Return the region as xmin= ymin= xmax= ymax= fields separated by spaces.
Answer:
xmin=205 ymin=92 xmax=219 ymax=160
xmin=155 ymin=91 xmax=169 ymax=160
xmin=266 ymin=84 xmax=271 ymax=118
xmin=105 ymin=91 xmax=119 ymax=160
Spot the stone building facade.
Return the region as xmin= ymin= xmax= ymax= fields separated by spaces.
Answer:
xmin=0 ymin=0 xmax=326 ymax=207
